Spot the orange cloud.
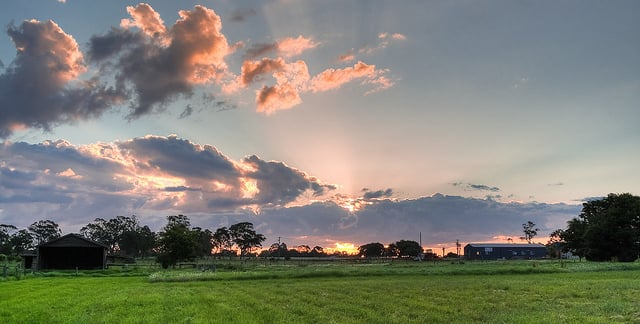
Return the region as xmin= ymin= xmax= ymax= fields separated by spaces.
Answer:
xmin=12 ymin=19 xmax=85 ymax=83
xmin=310 ymin=61 xmax=376 ymax=92
xmin=256 ymin=84 xmax=302 ymax=114
xmin=255 ymin=60 xmax=310 ymax=113
xmin=120 ymin=3 xmax=166 ymax=37
xmin=277 ymin=35 xmax=320 ymax=57
xmin=170 ymin=5 xmax=231 ymax=84
xmin=241 ymin=57 xmax=286 ymax=85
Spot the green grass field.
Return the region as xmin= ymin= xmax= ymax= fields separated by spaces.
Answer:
xmin=1 ymin=261 xmax=640 ymax=323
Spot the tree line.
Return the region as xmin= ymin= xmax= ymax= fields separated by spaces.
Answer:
xmin=356 ymin=240 xmax=440 ymax=259
xmin=0 ymin=215 xmax=267 ymax=268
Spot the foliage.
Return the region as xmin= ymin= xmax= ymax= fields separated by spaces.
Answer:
xmin=80 ymin=216 xmax=139 ymax=254
xmin=388 ymin=240 xmax=423 ymax=257
xmin=520 ymin=221 xmax=539 ymax=243
xmin=119 ymin=226 xmax=156 ymax=258
xmin=28 ymin=220 xmax=61 ymax=245
xmin=9 ymin=229 xmax=33 ymax=254
xmin=358 ymin=242 xmax=385 ymax=258
xmin=211 ymin=227 xmax=233 ymax=254
xmin=0 ymin=224 xmax=17 ymax=255
xmin=561 ymin=193 xmax=640 ymax=262
xmin=156 ymin=215 xmax=198 ymax=268
xmin=229 ymin=222 xmax=265 ymax=257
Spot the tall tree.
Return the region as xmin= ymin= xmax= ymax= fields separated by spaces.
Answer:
xmin=212 ymin=227 xmax=233 ymax=255
xmin=156 ymin=215 xmax=198 ymax=268
xmin=229 ymin=222 xmax=265 ymax=257
xmin=562 ymin=193 xmax=640 ymax=262
xmin=10 ymin=230 xmax=34 ymax=254
xmin=81 ymin=216 xmax=138 ymax=254
xmin=0 ymin=224 xmax=18 ymax=255
xmin=521 ymin=221 xmax=539 ymax=243
xmin=119 ymin=225 xmax=156 ymax=258
xmin=28 ymin=220 xmax=61 ymax=245
xmin=192 ymin=227 xmax=213 ymax=258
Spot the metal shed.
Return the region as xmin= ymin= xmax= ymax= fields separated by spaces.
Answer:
xmin=37 ymin=234 xmax=108 ymax=270
xmin=464 ymin=243 xmax=547 ymax=260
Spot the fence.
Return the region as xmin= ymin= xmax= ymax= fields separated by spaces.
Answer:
xmin=1 ymin=264 xmax=24 ymax=279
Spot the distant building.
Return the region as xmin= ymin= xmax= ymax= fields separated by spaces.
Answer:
xmin=464 ymin=243 xmax=547 ymax=260
xmin=36 ymin=233 xmax=108 ymax=270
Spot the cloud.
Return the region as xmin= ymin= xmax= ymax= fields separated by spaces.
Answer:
xmin=243 ymin=35 xmax=319 ymax=60
xmin=90 ymin=4 xmax=232 ymax=117
xmin=0 ymin=4 xmax=396 ymax=137
xmin=452 ymin=182 xmax=501 ymax=192
xmin=0 ymin=19 xmax=125 ymax=138
xmin=120 ymin=3 xmax=167 ymax=38
xmin=255 ymin=60 xmax=310 ymax=114
xmin=240 ymin=58 xmax=287 ymax=86
xmin=362 ymin=188 xmax=393 ymax=200
xmin=233 ymin=194 xmax=580 ymax=249
xmin=309 ymin=61 xmax=375 ymax=92
xmin=276 ymin=35 xmax=320 ymax=58
xmin=0 ymin=135 xmax=581 ymax=249
xmin=0 ymin=135 xmax=336 ymax=229
xmin=229 ymin=8 xmax=257 ymax=22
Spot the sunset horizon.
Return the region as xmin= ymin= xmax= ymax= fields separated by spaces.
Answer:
xmin=1 ymin=1 xmax=638 ymax=255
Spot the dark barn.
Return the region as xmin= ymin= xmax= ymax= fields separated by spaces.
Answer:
xmin=37 ymin=234 xmax=107 ymax=270
xmin=464 ymin=243 xmax=547 ymax=260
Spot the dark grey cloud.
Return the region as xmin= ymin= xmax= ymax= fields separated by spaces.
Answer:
xmin=89 ymin=5 xmax=231 ymax=118
xmin=118 ymin=135 xmax=240 ymax=183
xmin=243 ymin=155 xmax=335 ymax=205
xmin=452 ymin=182 xmax=500 ymax=192
xmin=0 ymin=20 xmax=125 ymax=138
xmin=362 ymin=188 xmax=393 ymax=200
xmin=0 ymin=135 xmax=582 ymax=248
xmin=243 ymin=43 xmax=278 ymax=60
xmin=0 ymin=135 xmax=336 ymax=229
xmin=194 ymin=194 xmax=581 ymax=249
xmin=229 ymin=8 xmax=257 ymax=22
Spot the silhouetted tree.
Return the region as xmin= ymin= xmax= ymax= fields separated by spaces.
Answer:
xmin=520 ymin=221 xmax=539 ymax=243
xmin=560 ymin=218 xmax=588 ymax=261
xmin=192 ymin=227 xmax=213 ymax=258
xmin=358 ymin=242 xmax=385 ymax=258
xmin=28 ymin=220 xmax=61 ymax=245
xmin=212 ymin=227 xmax=233 ymax=255
xmin=297 ymin=245 xmax=311 ymax=255
xmin=562 ymin=193 xmax=640 ymax=262
xmin=389 ymin=240 xmax=422 ymax=257
xmin=310 ymin=246 xmax=325 ymax=257
xmin=229 ymin=222 xmax=265 ymax=257
xmin=546 ymin=229 xmax=565 ymax=258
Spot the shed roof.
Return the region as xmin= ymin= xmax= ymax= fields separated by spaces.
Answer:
xmin=38 ymin=233 xmax=108 ymax=249
xmin=465 ymin=243 xmax=546 ymax=248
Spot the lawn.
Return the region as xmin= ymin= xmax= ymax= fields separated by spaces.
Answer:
xmin=1 ymin=261 xmax=639 ymax=323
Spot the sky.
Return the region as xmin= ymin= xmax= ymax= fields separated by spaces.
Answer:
xmin=0 ymin=0 xmax=638 ymax=254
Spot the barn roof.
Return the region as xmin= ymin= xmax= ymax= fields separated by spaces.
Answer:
xmin=38 ymin=233 xmax=108 ymax=249
xmin=465 ymin=243 xmax=546 ymax=248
